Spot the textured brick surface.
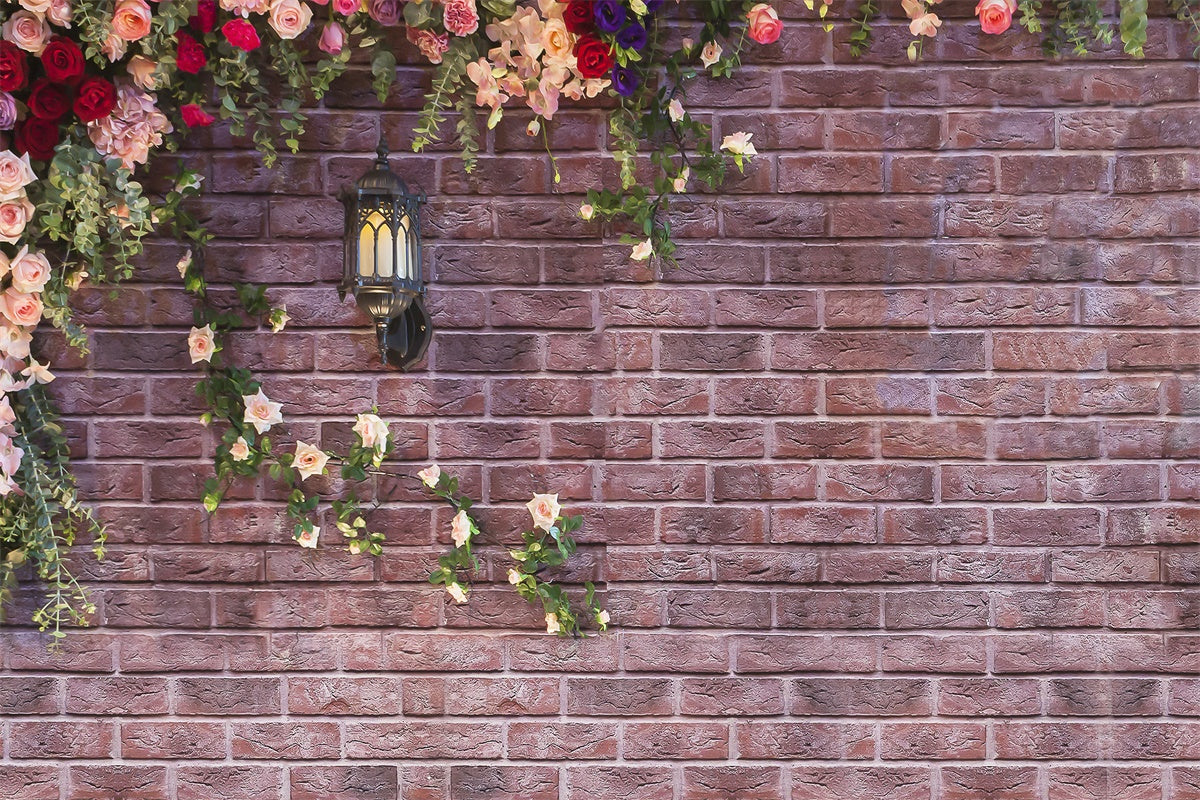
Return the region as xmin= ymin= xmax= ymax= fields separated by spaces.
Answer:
xmin=6 ymin=6 xmax=1200 ymax=799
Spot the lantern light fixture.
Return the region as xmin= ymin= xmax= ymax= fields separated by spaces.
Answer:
xmin=340 ymin=136 xmax=432 ymax=370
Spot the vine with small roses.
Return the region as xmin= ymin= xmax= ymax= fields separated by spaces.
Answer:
xmin=0 ymin=0 xmax=1193 ymax=639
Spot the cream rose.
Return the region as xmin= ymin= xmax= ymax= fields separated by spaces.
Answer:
xmin=0 ymin=196 xmax=34 ymax=244
xmin=630 ymin=239 xmax=653 ymax=262
xmin=296 ymin=524 xmax=320 ymax=549
xmin=9 ymin=247 xmax=50 ymax=293
xmin=526 ymin=492 xmax=561 ymax=531
xmin=450 ymin=509 xmax=472 ymax=548
xmin=0 ymin=152 xmax=36 ymax=202
xmin=230 ymin=436 xmax=251 ymax=461
xmin=0 ymin=289 xmax=43 ymax=327
xmin=242 ymin=388 xmax=283 ymax=434
xmin=700 ymin=40 xmax=722 ymax=68
xmin=508 ymin=569 xmax=520 ymax=585
xmin=293 ymin=441 xmax=330 ymax=480
xmin=721 ymin=131 xmax=757 ymax=156
xmin=268 ymin=0 xmax=313 ymax=40
xmin=446 ymin=582 xmax=468 ymax=603
xmin=187 ymin=324 xmax=216 ymax=364
xmin=353 ymin=412 xmax=389 ymax=450
xmin=3 ymin=11 xmax=50 ymax=55
xmin=111 ymin=0 xmax=152 ymax=42
xmin=545 ymin=612 xmax=561 ymax=635
xmin=19 ymin=0 xmax=52 ymax=15
xmin=417 ymin=464 xmax=441 ymax=488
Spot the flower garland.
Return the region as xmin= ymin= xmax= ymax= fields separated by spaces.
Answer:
xmin=0 ymin=0 xmax=1194 ymax=636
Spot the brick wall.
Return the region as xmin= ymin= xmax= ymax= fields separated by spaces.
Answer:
xmin=5 ymin=5 xmax=1200 ymax=799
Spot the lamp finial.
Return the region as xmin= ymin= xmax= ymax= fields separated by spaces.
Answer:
xmin=376 ymin=134 xmax=389 ymax=166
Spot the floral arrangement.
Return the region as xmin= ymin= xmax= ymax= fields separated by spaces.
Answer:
xmin=0 ymin=0 xmax=1194 ymax=638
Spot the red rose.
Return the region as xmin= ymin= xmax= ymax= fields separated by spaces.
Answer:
xmin=0 ymin=41 xmax=28 ymax=93
xmin=41 ymin=36 xmax=84 ymax=85
xmin=189 ymin=0 xmax=217 ymax=32
xmin=574 ymin=34 xmax=613 ymax=79
xmin=222 ymin=18 xmax=261 ymax=51
xmin=175 ymin=31 xmax=207 ymax=74
xmin=28 ymin=79 xmax=70 ymax=121
xmin=180 ymin=103 xmax=214 ymax=128
xmin=563 ymin=0 xmax=593 ymax=33
xmin=73 ymin=77 xmax=117 ymax=123
xmin=15 ymin=116 xmax=60 ymax=162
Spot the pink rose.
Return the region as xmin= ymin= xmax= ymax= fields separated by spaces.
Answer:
xmin=3 ymin=11 xmax=51 ymax=55
xmin=0 ymin=197 xmax=33 ymax=244
xmin=367 ymin=0 xmax=400 ymax=25
xmin=47 ymin=0 xmax=72 ymax=27
xmin=1 ymin=288 xmax=43 ymax=326
xmin=975 ymin=0 xmax=1016 ymax=34
xmin=242 ymin=388 xmax=283 ymax=434
xmin=746 ymin=3 xmax=782 ymax=45
xmin=442 ymin=0 xmax=478 ymax=36
xmin=9 ymin=246 xmax=49 ymax=293
xmin=268 ymin=0 xmax=313 ymax=39
xmin=230 ymin=436 xmax=251 ymax=461
xmin=318 ymin=21 xmax=345 ymax=54
xmin=332 ymin=0 xmax=357 ymax=15
xmin=0 ymin=151 xmax=35 ymax=202
xmin=127 ymin=55 xmax=157 ymax=90
xmin=112 ymin=0 xmax=153 ymax=42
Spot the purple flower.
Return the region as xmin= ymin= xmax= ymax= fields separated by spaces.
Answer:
xmin=611 ymin=65 xmax=640 ymax=97
xmin=368 ymin=0 xmax=401 ymax=26
xmin=0 ymin=92 xmax=15 ymax=130
xmin=616 ymin=21 xmax=647 ymax=50
xmin=593 ymin=0 xmax=626 ymax=33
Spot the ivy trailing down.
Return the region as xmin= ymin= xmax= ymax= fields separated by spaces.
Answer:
xmin=0 ymin=0 xmax=1194 ymax=635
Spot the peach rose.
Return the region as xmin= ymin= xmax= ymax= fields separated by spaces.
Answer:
xmin=111 ymin=0 xmax=152 ymax=42
xmin=0 ymin=289 xmax=43 ymax=327
xmin=126 ymin=55 xmax=158 ymax=90
xmin=542 ymin=18 xmax=573 ymax=61
xmin=545 ymin=612 xmax=560 ymax=634
xmin=293 ymin=441 xmax=329 ymax=480
xmin=975 ymin=0 xmax=1016 ymax=34
xmin=909 ymin=11 xmax=941 ymax=37
xmin=746 ymin=4 xmax=782 ymax=45
xmin=3 ymin=11 xmax=51 ymax=55
xmin=268 ymin=0 xmax=313 ymax=40
xmin=0 ymin=196 xmax=34 ymax=244
xmin=700 ymin=40 xmax=722 ymax=68
xmin=630 ymin=238 xmax=653 ymax=262
xmin=19 ymin=0 xmax=53 ymax=14
xmin=526 ymin=492 xmax=561 ymax=532
xmin=187 ymin=324 xmax=216 ymax=364
xmin=418 ymin=464 xmax=441 ymax=488
xmin=0 ymin=324 xmax=31 ymax=360
xmin=230 ymin=436 xmax=251 ymax=461
xmin=450 ymin=509 xmax=472 ymax=548
xmin=242 ymin=388 xmax=283 ymax=434
xmin=0 ymin=152 xmax=35 ymax=202
xmin=9 ymin=247 xmax=50 ymax=293
xmin=101 ymin=31 xmax=127 ymax=61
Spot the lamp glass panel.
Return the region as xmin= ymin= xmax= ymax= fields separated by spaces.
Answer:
xmin=358 ymin=209 xmax=393 ymax=279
